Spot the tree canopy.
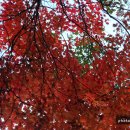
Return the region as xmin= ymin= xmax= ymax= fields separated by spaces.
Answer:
xmin=0 ymin=0 xmax=130 ymax=129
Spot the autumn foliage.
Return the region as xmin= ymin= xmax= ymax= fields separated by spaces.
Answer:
xmin=0 ymin=0 xmax=130 ymax=129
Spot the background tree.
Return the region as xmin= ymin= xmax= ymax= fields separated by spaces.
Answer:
xmin=0 ymin=0 xmax=129 ymax=129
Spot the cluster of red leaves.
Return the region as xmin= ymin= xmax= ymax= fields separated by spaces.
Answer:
xmin=0 ymin=0 xmax=130 ymax=130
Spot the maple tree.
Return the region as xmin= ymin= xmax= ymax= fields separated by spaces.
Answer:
xmin=0 ymin=0 xmax=130 ymax=129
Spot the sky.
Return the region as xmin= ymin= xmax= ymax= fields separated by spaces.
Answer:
xmin=0 ymin=0 xmax=129 ymax=53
